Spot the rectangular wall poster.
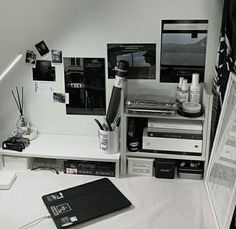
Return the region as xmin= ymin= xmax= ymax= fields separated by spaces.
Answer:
xmin=64 ymin=57 xmax=106 ymax=115
xmin=160 ymin=20 xmax=208 ymax=83
xmin=108 ymin=43 xmax=156 ymax=79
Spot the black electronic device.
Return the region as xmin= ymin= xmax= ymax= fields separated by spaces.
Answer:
xmin=154 ymin=158 xmax=176 ymax=179
xmin=106 ymin=60 xmax=129 ymax=124
xmin=127 ymin=118 xmax=146 ymax=152
xmin=42 ymin=178 xmax=132 ymax=229
xmin=2 ymin=140 xmax=24 ymax=152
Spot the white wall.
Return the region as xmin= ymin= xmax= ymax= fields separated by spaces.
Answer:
xmin=0 ymin=0 xmax=223 ymax=142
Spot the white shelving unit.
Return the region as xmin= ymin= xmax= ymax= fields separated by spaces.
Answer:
xmin=0 ymin=134 xmax=120 ymax=177
xmin=120 ymin=83 xmax=213 ymax=178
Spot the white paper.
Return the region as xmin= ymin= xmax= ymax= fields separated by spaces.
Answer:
xmin=34 ymin=81 xmax=55 ymax=94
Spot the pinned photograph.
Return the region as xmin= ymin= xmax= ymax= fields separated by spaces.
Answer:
xmin=25 ymin=50 xmax=36 ymax=67
xmin=53 ymin=92 xmax=69 ymax=104
xmin=51 ymin=50 xmax=62 ymax=65
xmin=33 ymin=60 xmax=55 ymax=81
xmin=35 ymin=40 xmax=50 ymax=56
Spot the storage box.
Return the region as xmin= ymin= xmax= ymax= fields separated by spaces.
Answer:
xmin=4 ymin=156 xmax=34 ymax=170
xmin=154 ymin=158 xmax=176 ymax=179
xmin=127 ymin=157 xmax=154 ymax=176
xmin=177 ymin=161 xmax=204 ymax=180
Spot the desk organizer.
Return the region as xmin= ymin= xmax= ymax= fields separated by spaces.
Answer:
xmin=177 ymin=161 xmax=204 ymax=180
xmin=127 ymin=157 xmax=154 ymax=176
xmin=98 ymin=128 xmax=119 ymax=154
xmin=154 ymin=158 xmax=176 ymax=179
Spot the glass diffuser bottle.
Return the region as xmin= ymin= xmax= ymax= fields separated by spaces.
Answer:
xmin=12 ymin=87 xmax=30 ymax=137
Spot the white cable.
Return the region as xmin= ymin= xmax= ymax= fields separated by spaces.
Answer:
xmin=18 ymin=214 xmax=51 ymax=229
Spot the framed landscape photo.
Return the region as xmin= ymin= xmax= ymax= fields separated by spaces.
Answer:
xmin=205 ymin=72 xmax=236 ymax=229
xmin=160 ymin=20 xmax=208 ymax=83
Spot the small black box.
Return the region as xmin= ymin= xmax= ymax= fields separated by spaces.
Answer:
xmin=154 ymin=158 xmax=176 ymax=179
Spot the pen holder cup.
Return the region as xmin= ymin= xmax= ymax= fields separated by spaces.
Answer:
xmin=98 ymin=128 xmax=119 ymax=154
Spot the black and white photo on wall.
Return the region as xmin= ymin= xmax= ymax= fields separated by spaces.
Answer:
xmin=108 ymin=43 xmax=156 ymax=79
xmin=25 ymin=50 xmax=36 ymax=67
xmin=51 ymin=50 xmax=62 ymax=65
xmin=63 ymin=57 xmax=106 ymax=115
xmin=35 ymin=40 xmax=50 ymax=56
xmin=32 ymin=60 xmax=55 ymax=81
xmin=53 ymin=92 xmax=69 ymax=104
xmin=160 ymin=20 xmax=208 ymax=83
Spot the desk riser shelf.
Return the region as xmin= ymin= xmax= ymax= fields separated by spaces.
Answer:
xmin=120 ymin=83 xmax=213 ymax=179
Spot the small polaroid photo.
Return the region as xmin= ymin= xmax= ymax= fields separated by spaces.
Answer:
xmin=53 ymin=92 xmax=68 ymax=104
xmin=35 ymin=40 xmax=50 ymax=56
xmin=25 ymin=50 xmax=36 ymax=67
xmin=51 ymin=50 xmax=62 ymax=65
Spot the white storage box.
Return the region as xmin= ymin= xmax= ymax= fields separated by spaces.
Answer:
xmin=4 ymin=156 xmax=34 ymax=170
xmin=127 ymin=157 xmax=154 ymax=176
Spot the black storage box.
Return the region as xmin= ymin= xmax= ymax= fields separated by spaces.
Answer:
xmin=177 ymin=161 xmax=204 ymax=180
xmin=154 ymin=158 xmax=176 ymax=179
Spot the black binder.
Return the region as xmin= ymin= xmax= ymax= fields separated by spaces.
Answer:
xmin=42 ymin=178 xmax=132 ymax=228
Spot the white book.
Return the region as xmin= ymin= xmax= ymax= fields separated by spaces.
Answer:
xmin=147 ymin=118 xmax=202 ymax=131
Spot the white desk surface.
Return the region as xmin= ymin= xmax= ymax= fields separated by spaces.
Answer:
xmin=0 ymin=170 xmax=216 ymax=229
xmin=0 ymin=134 xmax=120 ymax=162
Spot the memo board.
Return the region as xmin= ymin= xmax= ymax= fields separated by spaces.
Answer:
xmin=205 ymin=72 xmax=236 ymax=229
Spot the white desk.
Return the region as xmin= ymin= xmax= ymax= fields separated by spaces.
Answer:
xmin=0 ymin=170 xmax=216 ymax=229
xmin=0 ymin=134 xmax=120 ymax=177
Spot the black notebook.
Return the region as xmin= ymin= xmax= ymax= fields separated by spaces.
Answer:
xmin=42 ymin=178 xmax=132 ymax=228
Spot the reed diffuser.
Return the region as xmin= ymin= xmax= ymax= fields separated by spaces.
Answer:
xmin=11 ymin=87 xmax=30 ymax=136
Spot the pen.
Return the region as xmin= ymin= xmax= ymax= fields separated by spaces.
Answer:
xmin=106 ymin=118 xmax=112 ymax=131
xmin=115 ymin=117 xmax=121 ymax=127
xmin=94 ymin=119 xmax=104 ymax=130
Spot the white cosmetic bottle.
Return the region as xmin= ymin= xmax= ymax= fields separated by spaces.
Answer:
xmin=179 ymin=79 xmax=189 ymax=103
xmin=176 ymin=77 xmax=184 ymax=102
xmin=190 ymin=73 xmax=200 ymax=104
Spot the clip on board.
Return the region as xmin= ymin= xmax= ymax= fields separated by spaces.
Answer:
xmin=42 ymin=178 xmax=132 ymax=228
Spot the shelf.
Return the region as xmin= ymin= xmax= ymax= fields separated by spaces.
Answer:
xmin=124 ymin=112 xmax=205 ymax=121
xmin=126 ymin=151 xmax=206 ymax=161
xmin=0 ymin=133 xmax=120 ymax=163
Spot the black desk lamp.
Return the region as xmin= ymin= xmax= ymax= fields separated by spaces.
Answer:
xmin=106 ymin=60 xmax=129 ymax=125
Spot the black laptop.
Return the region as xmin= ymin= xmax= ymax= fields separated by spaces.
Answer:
xmin=42 ymin=178 xmax=132 ymax=228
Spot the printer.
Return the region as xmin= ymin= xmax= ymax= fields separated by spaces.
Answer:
xmin=142 ymin=119 xmax=203 ymax=156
